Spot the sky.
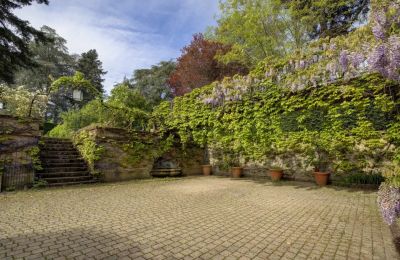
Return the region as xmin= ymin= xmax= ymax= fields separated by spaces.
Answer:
xmin=16 ymin=0 xmax=220 ymax=93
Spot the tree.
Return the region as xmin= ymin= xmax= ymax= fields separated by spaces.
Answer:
xmin=168 ymin=33 xmax=247 ymax=96
xmin=214 ymin=0 xmax=309 ymax=67
xmin=129 ymin=61 xmax=176 ymax=107
xmin=285 ymin=0 xmax=370 ymax=38
xmin=15 ymin=26 xmax=74 ymax=92
xmin=0 ymin=0 xmax=50 ymax=83
xmin=14 ymin=26 xmax=76 ymax=122
xmin=214 ymin=0 xmax=370 ymax=67
xmin=75 ymin=49 xmax=107 ymax=99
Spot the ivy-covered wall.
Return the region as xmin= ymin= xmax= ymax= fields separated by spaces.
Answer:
xmin=74 ymin=125 xmax=204 ymax=182
xmin=152 ymin=74 xmax=399 ymax=184
xmin=0 ymin=115 xmax=41 ymax=190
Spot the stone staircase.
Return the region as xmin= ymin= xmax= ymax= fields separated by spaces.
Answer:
xmin=37 ymin=137 xmax=97 ymax=187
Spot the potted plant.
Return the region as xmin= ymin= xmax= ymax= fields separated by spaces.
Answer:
xmin=201 ymin=165 xmax=212 ymax=176
xmin=201 ymin=148 xmax=212 ymax=176
xmin=307 ymin=140 xmax=332 ymax=186
xmin=269 ymin=165 xmax=284 ymax=181
xmin=226 ymin=153 xmax=242 ymax=178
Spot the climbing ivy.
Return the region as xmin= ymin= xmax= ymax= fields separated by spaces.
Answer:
xmin=152 ymin=73 xmax=399 ymax=175
xmin=26 ymin=146 xmax=43 ymax=171
xmin=73 ymin=131 xmax=105 ymax=175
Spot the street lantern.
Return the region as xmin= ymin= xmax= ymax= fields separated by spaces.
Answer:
xmin=72 ymin=89 xmax=83 ymax=101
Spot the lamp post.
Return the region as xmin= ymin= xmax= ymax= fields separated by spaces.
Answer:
xmin=72 ymin=89 xmax=83 ymax=102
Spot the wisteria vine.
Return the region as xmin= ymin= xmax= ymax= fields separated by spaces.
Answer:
xmin=200 ymin=1 xmax=400 ymax=106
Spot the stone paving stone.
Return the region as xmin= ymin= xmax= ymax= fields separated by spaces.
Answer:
xmin=0 ymin=177 xmax=398 ymax=259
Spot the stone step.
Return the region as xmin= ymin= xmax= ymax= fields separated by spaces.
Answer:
xmin=41 ymin=149 xmax=80 ymax=154
xmin=38 ymin=137 xmax=96 ymax=187
xmin=41 ymin=158 xmax=86 ymax=164
xmin=37 ymin=171 xmax=91 ymax=178
xmin=151 ymin=169 xmax=182 ymax=177
xmin=38 ymin=166 xmax=88 ymax=173
xmin=42 ymin=162 xmax=87 ymax=168
xmin=41 ymin=141 xmax=74 ymax=146
xmin=40 ymin=151 xmax=82 ymax=159
xmin=42 ymin=176 xmax=94 ymax=184
xmin=41 ymin=146 xmax=76 ymax=151
xmin=41 ymin=137 xmax=72 ymax=142
xmin=47 ymin=180 xmax=97 ymax=187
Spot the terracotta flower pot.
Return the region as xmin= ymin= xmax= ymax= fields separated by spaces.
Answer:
xmin=314 ymin=172 xmax=329 ymax=186
xmin=201 ymin=165 xmax=212 ymax=176
xmin=270 ymin=169 xmax=283 ymax=181
xmin=231 ymin=167 xmax=243 ymax=178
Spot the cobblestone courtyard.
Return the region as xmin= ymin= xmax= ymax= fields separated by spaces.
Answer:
xmin=0 ymin=177 xmax=398 ymax=259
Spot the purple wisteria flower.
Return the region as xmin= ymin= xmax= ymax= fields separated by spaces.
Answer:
xmin=378 ymin=183 xmax=400 ymax=225
xmin=368 ymin=44 xmax=389 ymax=77
xmin=350 ymin=52 xmax=365 ymax=69
xmin=339 ymin=50 xmax=349 ymax=72
xmin=372 ymin=10 xmax=388 ymax=40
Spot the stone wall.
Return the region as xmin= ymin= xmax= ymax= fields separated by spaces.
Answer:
xmin=75 ymin=126 xmax=154 ymax=182
xmin=208 ymin=146 xmax=389 ymax=182
xmin=0 ymin=115 xmax=41 ymax=190
xmin=158 ymin=144 xmax=204 ymax=176
xmin=76 ymin=125 xmax=205 ymax=182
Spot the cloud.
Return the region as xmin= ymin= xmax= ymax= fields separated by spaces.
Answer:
xmin=15 ymin=0 xmax=219 ymax=93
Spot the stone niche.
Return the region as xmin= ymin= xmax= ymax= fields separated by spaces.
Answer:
xmin=0 ymin=115 xmax=41 ymax=190
xmin=77 ymin=125 xmax=204 ymax=182
xmin=155 ymin=144 xmax=204 ymax=177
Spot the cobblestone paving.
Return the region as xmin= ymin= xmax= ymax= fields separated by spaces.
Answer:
xmin=0 ymin=177 xmax=398 ymax=259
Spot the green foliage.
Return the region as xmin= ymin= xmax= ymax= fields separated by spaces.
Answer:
xmin=27 ymin=146 xmax=42 ymax=171
xmin=14 ymin=26 xmax=76 ymax=122
xmin=32 ymin=178 xmax=48 ymax=189
xmin=73 ymin=131 xmax=104 ymax=175
xmin=153 ymin=73 xmax=399 ymax=176
xmin=51 ymin=71 xmax=100 ymax=100
xmin=336 ymin=172 xmax=384 ymax=187
xmin=128 ymin=61 xmax=176 ymax=107
xmin=286 ymin=0 xmax=370 ymax=38
xmin=214 ymin=0 xmax=302 ymax=66
xmin=75 ymin=49 xmax=107 ymax=98
xmin=0 ymin=84 xmax=48 ymax=118
xmin=119 ymin=133 xmax=174 ymax=166
xmin=213 ymin=0 xmax=369 ymax=67
xmin=0 ymin=0 xmax=49 ymax=83
xmin=48 ymin=85 xmax=151 ymax=138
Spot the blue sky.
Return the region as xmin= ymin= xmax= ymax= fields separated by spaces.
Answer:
xmin=16 ymin=0 xmax=220 ymax=93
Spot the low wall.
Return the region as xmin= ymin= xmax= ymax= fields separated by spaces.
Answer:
xmin=208 ymin=145 xmax=389 ymax=183
xmin=75 ymin=126 xmax=205 ymax=182
xmin=0 ymin=115 xmax=41 ymax=191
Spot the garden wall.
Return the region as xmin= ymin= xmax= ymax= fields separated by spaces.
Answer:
xmin=208 ymin=145 xmax=390 ymax=183
xmin=75 ymin=125 xmax=204 ymax=182
xmin=208 ymin=148 xmax=313 ymax=181
xmin=0 ymin=115 xmax=41 ymax=191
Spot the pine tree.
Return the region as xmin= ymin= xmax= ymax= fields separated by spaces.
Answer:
xmin=0 ymin=0 xmax=50 ymax=83
xmin=76 ymin=49 xmax=107 ymax=98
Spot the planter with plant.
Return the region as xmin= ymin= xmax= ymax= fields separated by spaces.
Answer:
xmin=269 ymin=165 xmax=284 ymax=181
xmin=201 ymin=146 xmax=212 ymax=176
xmin=305 ymin=135 xmax=333 ymax=186
xmin=224 ymin=152 xmax=242 ymax=178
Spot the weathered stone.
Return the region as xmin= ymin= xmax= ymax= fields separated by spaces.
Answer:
xmin=0 ymin=115 xmax=41 ymax=191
